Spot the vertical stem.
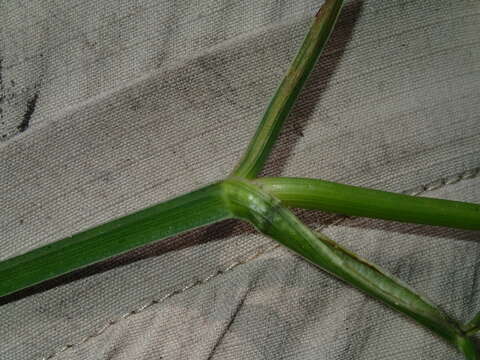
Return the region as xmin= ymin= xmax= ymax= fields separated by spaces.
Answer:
xmin=231 ymin=0 xmax=345 ymax=178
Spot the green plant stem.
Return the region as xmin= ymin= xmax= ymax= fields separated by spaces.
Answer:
xmin=223 ymin=178 xmax=478 ymax=359
xmin=0 ymin=183 xmax=232 ymax=298
xmin=1 ymin=1 xmax=478 ymax=358
xmin=256 ymin=177 xmax=480 ymax=230
xmin=231 ymin=0 xmax=344 ymax=179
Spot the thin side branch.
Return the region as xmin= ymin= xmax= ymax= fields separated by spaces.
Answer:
xmin=256 ymin=177 xmax=480 ymax=230
xmin=231 ymin=0 xmax=345 ymax=178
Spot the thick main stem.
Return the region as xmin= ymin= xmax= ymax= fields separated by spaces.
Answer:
xmin=0 ymin=183 xmax=232 ymax=298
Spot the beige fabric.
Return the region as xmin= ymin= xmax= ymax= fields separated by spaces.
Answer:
xmin=1 ymin=0 xmax=479 ymax=359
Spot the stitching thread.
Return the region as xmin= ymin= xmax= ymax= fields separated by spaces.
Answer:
xmin=41 ymin=167 xmax=480 ymax=359
xmin=41 ymin=242 xmax=282 ymax=360
xmin=402 ymin=167 xmax=479 ymax=196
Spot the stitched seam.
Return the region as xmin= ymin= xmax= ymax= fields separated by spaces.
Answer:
xmin=401 ymin=167 xmax=480 ymax=196
xmin=6 ymin=5 xmax=478 ymax=79
xmin=40 ymin=242 xmax=282 ymax=360
xmin=4 ymin=62 xmax=477 ymax=193
xmin=4 ymin=1 xmax=238 ymax=72
xmin=40 ymin=167 xmax=480 ymax=359
xmin=4 ymin=4 xmax=305 ymax=85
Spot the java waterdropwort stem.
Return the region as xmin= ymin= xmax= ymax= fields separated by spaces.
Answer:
xmin=1 ymin=0 xmax=479 ymax=357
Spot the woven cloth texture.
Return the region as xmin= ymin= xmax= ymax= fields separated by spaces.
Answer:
xmin=1 ymin=0 xmax=479 ymax=359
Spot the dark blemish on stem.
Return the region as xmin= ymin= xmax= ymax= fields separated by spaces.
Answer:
xmin=316 ymin=0 xmax=331 ymax=18
xmin=17 ymin=92 xmax=39 ymax=132
xmin=316 ymin=7 xmax=325 ymax=18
